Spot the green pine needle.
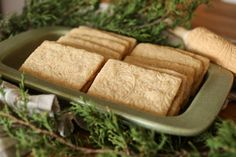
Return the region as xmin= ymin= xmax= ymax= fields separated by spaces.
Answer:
xmin=207 ymin=120 xmax=236 ymax=156
xmin=1 ymin=80 xmax=236 ymax=157
xmin=0 ymin=0 xmax=209 ymax=45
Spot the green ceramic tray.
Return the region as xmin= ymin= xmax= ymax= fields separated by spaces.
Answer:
xmin=0 ymin=27 xmax=233 ymax=136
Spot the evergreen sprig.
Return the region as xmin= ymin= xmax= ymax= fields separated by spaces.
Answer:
xmin=0 ymin=0 xmax=208 ymax=44
xmin=0 ymin=80 xmax=115 ymax=157
xmin=1 ymin=80 xmax=236 ymax=157
xmin=207 ymin=120 xmax=236 ymax=156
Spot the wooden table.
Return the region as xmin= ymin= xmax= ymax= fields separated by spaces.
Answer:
xmin=192 ymin=0 xmax=236 ymax=41
xmin=192 ymin=0 xmax=236 ymax=121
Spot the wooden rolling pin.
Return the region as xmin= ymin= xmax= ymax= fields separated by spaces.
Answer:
xmin=172 ymin=27 xmax=236 ymax=75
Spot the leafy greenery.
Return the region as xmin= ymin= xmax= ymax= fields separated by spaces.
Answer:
xmin=1 ymin=79 xmax=236 ymax=157
xmin=207 ymin=121 xmax=236 ymax=156
xmin=0 ymin=0 xmax=208 ymax=44
xmin=0 ymin=80 xmax=114 ymax=157
xmin=70 ymin=100 xmax=165 ymax=156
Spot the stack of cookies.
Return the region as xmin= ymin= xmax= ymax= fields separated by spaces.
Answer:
xmin=19 ymin=26 xmax=209 ymax=116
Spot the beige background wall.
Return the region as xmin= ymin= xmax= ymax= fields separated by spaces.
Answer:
xmin=1 ymin=0 xmax=24 ymax=15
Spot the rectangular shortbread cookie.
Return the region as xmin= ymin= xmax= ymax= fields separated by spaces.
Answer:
xmin=131 ymin=43 xmax=204 ymax=94
xmin=88 ymin=59 xmax=182 ymax=116
xmin=20 ymin=41 xmax=104 ymax=91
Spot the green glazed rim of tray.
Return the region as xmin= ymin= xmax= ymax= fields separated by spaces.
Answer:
xmin=0 ymin=27 xmax=233 ymax=136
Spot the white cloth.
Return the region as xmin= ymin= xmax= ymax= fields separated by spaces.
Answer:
xmin=0 ymin=81 xmax=61 ymax=157
xmin=0 ymin=81 xmax=60 ymax=115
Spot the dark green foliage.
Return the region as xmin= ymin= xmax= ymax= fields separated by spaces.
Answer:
xmin=0 ymin=0 xmax=100 ymax=40
xmin=71 ymin=100 xmax=168 ymax=156
xmin=207 ymin=120 xmax=236 ymax=156
xmin=1 ymin=84 xmax=236 ymax=157
xmin=70 ymin=100 xmax=236 ymax=157
xmin=0 ymin=0 xmax=208 ymax=44
xmin=70 ymin=101 xmax=127 ymax=151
